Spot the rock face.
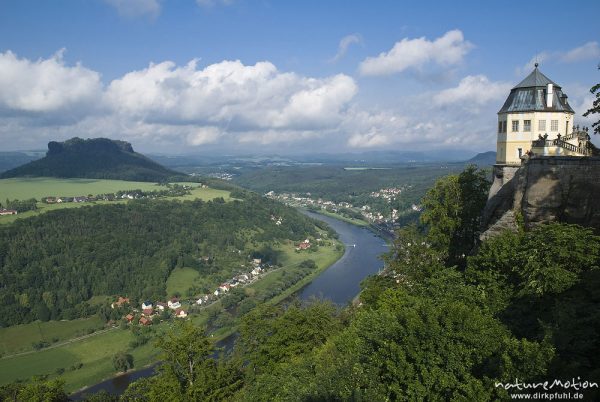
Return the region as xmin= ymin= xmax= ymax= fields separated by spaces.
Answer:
xmin=481 ymin=156 xmax=600 ymax=239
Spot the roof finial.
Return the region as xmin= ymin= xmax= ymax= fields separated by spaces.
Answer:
xmin=534 ymin=62 xmax=539 ymax=68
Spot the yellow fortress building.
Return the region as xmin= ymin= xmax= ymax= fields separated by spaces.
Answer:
xmin=496 ymin=63 xmax=594 ymax=166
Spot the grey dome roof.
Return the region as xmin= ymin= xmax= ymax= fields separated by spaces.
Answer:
xmin=513 ymin=66 xmax=557 ymax=89
xmin=499 ymin=66 xmax=574 ymax=114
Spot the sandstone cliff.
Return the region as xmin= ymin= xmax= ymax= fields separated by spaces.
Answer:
xmin=481 ymin=156 xmax=600 ymax=240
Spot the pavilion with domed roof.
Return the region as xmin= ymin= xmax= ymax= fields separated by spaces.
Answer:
xmin=495 ymin=63 xmax=596 ymax=166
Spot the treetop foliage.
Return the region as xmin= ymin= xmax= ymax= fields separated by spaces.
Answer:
xmin=583 ymin=66 xmax=600 ymax=135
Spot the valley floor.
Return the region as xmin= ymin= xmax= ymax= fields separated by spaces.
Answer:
xmin=0 ymin=239 xmax=343 ymax=392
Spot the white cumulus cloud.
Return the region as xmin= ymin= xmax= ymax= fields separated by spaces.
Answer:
xmin=105 ymin=59 xmax=356 ymax=135
xmin=433 ymin=75 xmax=511 ymax=107
xmin=0 ymin=49 xmax=520 ymax=154
xmin=0 ymin=49 xmax=102 ymax=115
xmin=359 ymin=30 xmax=473 ymax=76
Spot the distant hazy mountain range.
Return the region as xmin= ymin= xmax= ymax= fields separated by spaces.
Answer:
xmin=150 ymin=149 xmax=489 ymax=168
xmin=466 ymin=151 xmax=496 ymax=166
xmin=0 ymin=138 xmax=185 ymax=182
xmin=0 ymin=151 xmax=45 ymax=173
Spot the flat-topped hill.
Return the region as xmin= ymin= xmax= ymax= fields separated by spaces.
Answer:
xmin=0 ymin=137 xmax=185 ymax=182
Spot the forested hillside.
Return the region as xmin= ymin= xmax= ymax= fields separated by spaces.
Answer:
xmin=233 ymin=164 xmax=464 ymax=205
xmin=0 ymin=138 xmax=185 ymax=182
xmin=0 ymin=194 xmax=319 ymax=326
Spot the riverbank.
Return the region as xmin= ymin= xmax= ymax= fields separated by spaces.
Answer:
xmin=310 ymin=208 xmax=369 ymax=227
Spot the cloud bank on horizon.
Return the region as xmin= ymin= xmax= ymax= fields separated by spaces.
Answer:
xmin=0 ymin=22 xmax=597 ymax=154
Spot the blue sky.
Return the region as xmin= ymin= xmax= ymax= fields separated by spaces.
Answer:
xmin=0 ymin=0 xmax=599 ymax=154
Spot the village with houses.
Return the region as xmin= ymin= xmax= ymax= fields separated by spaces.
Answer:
xmin=42 ymin=184 xmax=200 ymax=205
xmin=109 ymin=257 xmax=273 ymax=327
xmin=265 ymin=187 xmax=422 ymax=227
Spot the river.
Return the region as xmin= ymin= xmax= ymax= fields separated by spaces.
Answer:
xmin=71 ymin=212 xmax=388 ymax=399
xmin=298 ymin=211 xmax=389 ymax=304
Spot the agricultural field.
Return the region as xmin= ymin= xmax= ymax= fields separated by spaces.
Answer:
xmin=0 ymin=316 xmax=105 ymax=356
xmin=0 ymin=178 xmax=232 ymax=224
xmin=0 ymin=177 xmax=169 ymax=201
xmin=0 ymin=326 xmax=162 ymax=393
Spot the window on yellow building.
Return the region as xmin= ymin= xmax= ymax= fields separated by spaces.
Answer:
xmin=551 ymin=120 xmax=558 ymax=131
xmin=512 ymin=120 xmax=519 ymax=132
xmin=539 ymin=120 xmax=546 ymax=131
xmin=524 ymin=120 xmax=531 ymax=132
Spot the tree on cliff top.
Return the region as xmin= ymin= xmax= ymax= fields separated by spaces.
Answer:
xmin=420 ymin=165 xmax=490 ymax=268
xmin=583 ymin=66 xmax=600 ymax=135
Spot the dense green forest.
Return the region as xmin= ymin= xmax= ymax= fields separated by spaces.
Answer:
xmin=0 ymin=138 xmax=186 ymax=182
xmin=0 ymin=193 xmax=320 ymax=326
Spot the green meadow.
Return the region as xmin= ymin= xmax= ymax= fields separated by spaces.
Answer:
xmin=166 ymin=267 xmax=202 ymax=297
xmin=0 ymin=317 xmax=105 ymax=356
xmin=0 ymin=178 xmax=232 ymax=224
xmin=0 ymin=326 xmax=162 ymax=393
xmin=0 ymin=177 xmax=168 ymax=201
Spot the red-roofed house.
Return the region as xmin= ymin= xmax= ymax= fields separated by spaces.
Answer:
xmin=111 ymin=296 xmax=130 ymax=309
xmin=296 ymin=242 xmax=311 ymax=250
xmin=175 ymin=309 xmax=187 ymax=318
xmin=125 ymin=314 xmax=134 ymax=323
xmin=0 ymin=209 xmax=17 ymax=216
xmin=139 ymin=317 xmax=152 ymax=326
